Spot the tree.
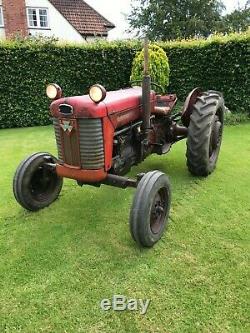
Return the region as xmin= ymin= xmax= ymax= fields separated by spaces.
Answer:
xmin=221 ymin=1 xmax=250 ymax=33
xmin=127 ymin=0 xmax=225 ymax=40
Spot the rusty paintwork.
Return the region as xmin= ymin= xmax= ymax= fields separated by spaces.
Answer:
xmin=50 ymin=87 xmax=156 ymax=128
xmin=58 ymin=118 xmax=81 ymax=167
xmin=56 ymin=164 xmax=107 ymax=182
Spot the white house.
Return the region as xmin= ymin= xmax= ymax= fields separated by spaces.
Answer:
xmin=0 ymin=0 xmax=115 ymax=42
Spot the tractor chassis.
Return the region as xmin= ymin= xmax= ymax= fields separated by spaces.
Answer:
xmin=43 ymin=119 xmax=188 ymax=191
xmin=45 ymin=161 xmax=142 ymax=189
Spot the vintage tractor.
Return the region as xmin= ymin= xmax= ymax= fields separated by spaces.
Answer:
xmin=13 ymin=40 xmax=225 ymax=247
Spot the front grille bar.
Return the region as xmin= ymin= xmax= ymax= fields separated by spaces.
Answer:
xmin=53 ymin=118 xmax=105 ymax=170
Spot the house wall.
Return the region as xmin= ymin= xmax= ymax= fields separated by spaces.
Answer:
xmin=2 ymin=0 xmax=27 ymax=38
xmin=0 ymin=28 xmax=4 ymax=39
xmin=0 ymin=0 xmax=107 ymax=42
xmin=25 ymin=0 xmax=85 ymax=42
xmin=0 ymin=0 xmax=5 ymax=38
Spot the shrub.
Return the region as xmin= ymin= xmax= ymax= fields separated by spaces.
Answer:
xmin=161 ymin=32 xmax=250 ymax=114
xmin=130 ymin=43 xmax=170 ymax=93
xmin=224 ymin=111 xmax=250 ymax=125
xmin=0 ymin=39 xmax=139 ymax=128
xmin=0 ymin=32 xmax=249 ymax=129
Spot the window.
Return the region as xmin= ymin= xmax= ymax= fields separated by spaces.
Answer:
xmin=0 ymin=7 xmax=4 ymax=27
xmin=27 ymin=8 xmax=49 ymax=29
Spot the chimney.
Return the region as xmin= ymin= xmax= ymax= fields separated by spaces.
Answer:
xmin=2 ymin=0 xmax=28 ymax=38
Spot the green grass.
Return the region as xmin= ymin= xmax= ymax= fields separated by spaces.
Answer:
xmin=0 ymin=124 xmax=249 ymax=333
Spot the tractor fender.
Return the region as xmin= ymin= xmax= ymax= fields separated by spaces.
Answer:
xmin=181 ymin=87 xmax=203 ymax=127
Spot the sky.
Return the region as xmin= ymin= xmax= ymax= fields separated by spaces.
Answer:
xmin=84 ymin=0 xmax=247 ymax=40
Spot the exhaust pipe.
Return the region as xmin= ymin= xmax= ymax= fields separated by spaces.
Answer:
xmin=142 ymin=37 xmax=151 ymax=137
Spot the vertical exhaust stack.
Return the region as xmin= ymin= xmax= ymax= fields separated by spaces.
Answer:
xmin=142 ymin=38 xmax=151 ymax=137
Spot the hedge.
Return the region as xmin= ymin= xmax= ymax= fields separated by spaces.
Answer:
xmin=0 ymin=32 xmax=249 ymax=129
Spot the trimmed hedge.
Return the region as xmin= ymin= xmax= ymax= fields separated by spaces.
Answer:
xmin=162 ymin=33 xmax=250 ymax=114
xmin=0 ymin=32 xmax=249 ymax=129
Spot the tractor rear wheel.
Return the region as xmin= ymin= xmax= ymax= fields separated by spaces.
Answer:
xmin=186 ymin=91 xmax=225 ymax=176
xmin=130 ymin=171 xmax=171 ymax=247
xmin=13 ymin=152 xmax=63 ymax=211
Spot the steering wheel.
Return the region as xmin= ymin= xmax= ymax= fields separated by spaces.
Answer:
xmin=130 ymin=80 xmax=165 ymax=94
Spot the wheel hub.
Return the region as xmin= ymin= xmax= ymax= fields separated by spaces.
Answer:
xmin=30 ymin=165 xmax=57 ymax=200
xmin=209 ymin=116 xmax=222 ymax=157
xmin=150 ymin=190 xmax=167 ymax=234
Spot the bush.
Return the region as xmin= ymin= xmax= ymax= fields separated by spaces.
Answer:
xmin=224 ymin=111 xmax=250 ymax=125
xmin=130 ymin=43 xmax=170 ymax=92
xmin=0 ymin=39 xmax=139 ymax=128
xmin=0 ymin=32 xmax=249 ymax=129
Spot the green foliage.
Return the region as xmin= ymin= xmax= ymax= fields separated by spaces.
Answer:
xmin=224 ymin=112 xmax=250 ymax=125
xmin=222 ymin=6 xmax=250 ymax=34
xmin=128 ymin=0 xmax=250 ymax=40
xmin=0 ymin=39 xmax=139 ymax=128
xmin=128 ymin=0 xmax=226 ymax=40
xmin=12 ymin=33 xmax=59 ymax=45
xmin=0 ymin=32 xmax=249 ymax=129
xmin=130 ymin=43 xmax=170 ymax=92
xmin=161 ymin=31 xmax=250 ymax=115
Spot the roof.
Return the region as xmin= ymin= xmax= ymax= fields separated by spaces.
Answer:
xmin=49 ymin=0 xmax=115 ymax=36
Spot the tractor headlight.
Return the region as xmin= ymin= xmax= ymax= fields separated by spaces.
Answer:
xmin=89 ymin=84 xmax=106 ymax=103
xmin=46 ymin=83 xmax=62 ymax=100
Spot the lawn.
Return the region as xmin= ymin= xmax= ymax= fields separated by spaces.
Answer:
xmin=0 ymin=123 xmax=249 ymax=333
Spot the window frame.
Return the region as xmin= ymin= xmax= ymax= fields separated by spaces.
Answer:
xmin=26 ymin=7 xmax=50 ymax=29
xmin=0 ymin=6 xmax=4 ymax=28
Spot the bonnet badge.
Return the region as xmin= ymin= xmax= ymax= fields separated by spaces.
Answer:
xmin=60 ymin=120 xmax=73 ymax=134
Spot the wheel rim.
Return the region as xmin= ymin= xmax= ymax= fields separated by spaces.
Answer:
xmin=209 ymin=113 xmax=223 ymax=162
xmin=29 ymin=164 xmax=59 ymax=201
xmin=150 ymin=188 xmax=168 ymax=234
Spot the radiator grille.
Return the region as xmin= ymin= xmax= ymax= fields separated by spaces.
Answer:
xmin=53 ymin=118 xmax=63 ymax=160
xmin=53 ymin=118 xmax=104 ymax=169
xmin=79 ymin=119 xmax=104 ymax=169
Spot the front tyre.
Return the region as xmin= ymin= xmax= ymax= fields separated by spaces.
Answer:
xmin=13 ymin=152 xmax=63 ymax=211
xmin=186 ymin=91 xmax=225 ymax=176
xmin=130 ymin=171 xmax=171 ymax=247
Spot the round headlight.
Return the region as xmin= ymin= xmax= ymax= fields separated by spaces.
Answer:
xmin=89 ymin=84 xmax=106 ymax=103
xmin=46 ymin=83 xmax=62 ymax=100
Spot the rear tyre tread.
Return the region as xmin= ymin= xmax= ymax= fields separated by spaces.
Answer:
xmin=186 ymin=91 xmax=225 ymax=176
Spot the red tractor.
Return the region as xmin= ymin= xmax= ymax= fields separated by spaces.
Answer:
xmin=13 ymin=40 xmax=225 ymax=247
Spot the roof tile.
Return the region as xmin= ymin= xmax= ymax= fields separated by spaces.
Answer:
xmin=50 ymin=0 xmax=115 ymax=36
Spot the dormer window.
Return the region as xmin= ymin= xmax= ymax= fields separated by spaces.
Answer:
xmin=27 ymin=8 xmax=49 ymax=29
xmin=0 ymin=6 xmax=4 ymax=27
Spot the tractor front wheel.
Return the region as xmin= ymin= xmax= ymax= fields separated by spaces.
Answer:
xmin=13 ymin=152 xmax=63 ymax=211
xmin=130 ymin=171 xmax=171 ymax=247
xmin=186 ymin=91 xmax=225 ymax=176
